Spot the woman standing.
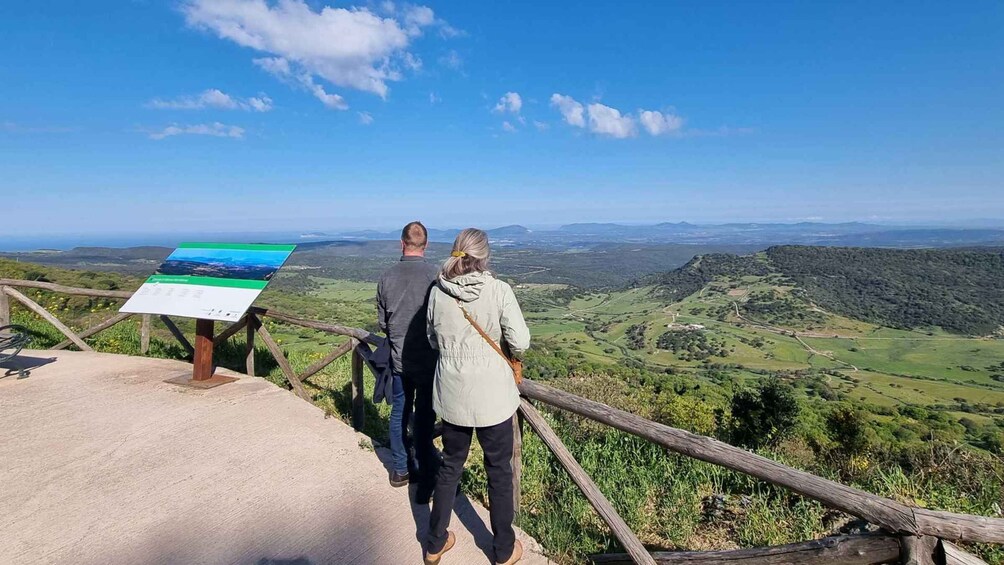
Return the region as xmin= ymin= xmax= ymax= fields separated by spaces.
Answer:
xmin=424 ymin=228 xmax=531 ymax=565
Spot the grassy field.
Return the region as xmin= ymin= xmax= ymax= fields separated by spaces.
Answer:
xmin=310 ymin=277 xmax=378 ymax=302
xmin=512 ymin=276 xmax=1004 ymax=420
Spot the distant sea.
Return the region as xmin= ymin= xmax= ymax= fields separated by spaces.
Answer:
xmin=0 ymin=231 xmax=315 ymax=253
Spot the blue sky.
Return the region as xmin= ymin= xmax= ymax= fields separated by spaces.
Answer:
xmin=2 ymin=0 xmax=1002 ymax=237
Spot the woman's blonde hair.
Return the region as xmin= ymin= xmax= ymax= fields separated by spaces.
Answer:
xmin=442 ymin=228 xmax=490 ymax=279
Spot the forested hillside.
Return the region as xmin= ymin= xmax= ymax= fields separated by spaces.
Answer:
xmin=766 ymin=246 xmax=1004 ymax=335
xmin=652 ymin=246 xmax=1004 ymax=335
xmin=647 ymin=253 xmax=772 ymax=300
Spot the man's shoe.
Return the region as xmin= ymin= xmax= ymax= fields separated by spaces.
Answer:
xmin=389 ymin=470 xmax=409 ymax=488
xmin=424 ymin=531 xmax=455 ymax=565
xmin=497 ymin=540 xmax=523 ymax=565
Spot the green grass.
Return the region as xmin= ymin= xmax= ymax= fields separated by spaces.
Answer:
xmin=847 ymin=370 xmax=1004 ymax=408
xmin=804 ymin=336 xmax=1004 ymax=388
xmin=310 ymin=277 xmax=378 ymax=302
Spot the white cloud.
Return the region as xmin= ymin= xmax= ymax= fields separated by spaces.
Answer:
xmin=402 ymin=52 xmax=422 ymax=71
xmin=357 ymin=111 xmax=373 ymax=125
xmin=438 ymin=49 xmax=462 ymax=70
xmin=436 ymin=22 xmax=464 ymax=39
xmin=550 ymin=93 xmax=585 ymax=128
xmin=532 ymin=120 xmax=549 ymax=131
xmin=553 ymin=94 xmax=697 ymax=139
xmin=247 ymin=96 xmax=273 ymax=112
xmin=587 ymin=103 xmax=636 ymax=138
xmin=253 ymin=56 xmax=347 ymax=109
xmin=493 ymin=91 xmax=522 ymax=114
xmin=182 ymin=0 xmax=452 ymax=107
xmin=429 ymin=92 xmax=441 ymax=104
xmin=149 ymin=122 xmax=245 ymax=140
xmin=501 ymin=121 xmax=516 ymax=133
xmin=639 ymin=109 xmax=683 ymax=136
xmin=402 ymin=5 xmax=434 ymax=36
xmin=148 ymin=89 xmax=273 ymax=112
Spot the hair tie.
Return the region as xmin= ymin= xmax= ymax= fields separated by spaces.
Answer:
xmin=451 ymin=251 xmax=467 ymax=258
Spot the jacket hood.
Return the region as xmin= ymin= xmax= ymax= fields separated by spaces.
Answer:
xmin=439 ymin=271 xmax=493 ymax=302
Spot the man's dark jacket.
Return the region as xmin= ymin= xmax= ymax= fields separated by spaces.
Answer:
xmin=376 ymin=255 xmax=439 ymax=381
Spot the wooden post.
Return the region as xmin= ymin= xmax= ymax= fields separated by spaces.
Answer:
xmin=4 ymin=286 xmax=93 ymax=351
xmin=512 ymin=409 xmax=523 ymax=516
xmin=193 ymin=319 xmax=214 ymax=381
xmin=901 ymin=535 xmax=937 ymax=565
xmin=159 ymin=315 xmax=194 ymax=357
xmin=298 ymin=339 xmax=355 ymax=382
xmin=53 ymin=312 xmax=133 ymax=350
xmin=164 ymin=317 xmax=237 ymax=389
xmin=0 ymin=286 xmax=9 ymax=326
xmin=140 ymin=314 xmax=151 ymax=354
xmin=351 ymin=342 xmax=365 ymax=431
xmin=212 ymin=315 xmax=249 ymax=347
xmin=245 ymin=314 xmax=257 ymax=377
xmin=256 ymin=320 xmax=311 ymax=402
xmin=940 ymin=539 xmax=990 ymax=565
xmin=520 ymin=399 xmax=657 ymax=565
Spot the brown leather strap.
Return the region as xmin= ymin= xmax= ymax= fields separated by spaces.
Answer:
xmin=456 ymin=299 xmax=512 ymax=367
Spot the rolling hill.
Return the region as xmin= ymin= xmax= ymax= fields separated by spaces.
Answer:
xmin=651 ymin=246 xmax=1004 ymax=335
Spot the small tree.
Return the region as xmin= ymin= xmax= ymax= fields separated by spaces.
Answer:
xmin=827 ymin=406 xmax=874 ymax=456
xmin=729 ymin=379 xmax=800 ymax=449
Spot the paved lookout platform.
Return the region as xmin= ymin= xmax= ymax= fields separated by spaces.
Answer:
xmin=0 ymin=350 xmax=550 ymax=565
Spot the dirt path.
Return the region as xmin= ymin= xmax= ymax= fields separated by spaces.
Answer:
xmin=730 ymin=302 xmax=859 ymax=372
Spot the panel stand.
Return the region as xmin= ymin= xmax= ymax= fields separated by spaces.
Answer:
xmin=165 ymin=318 xmax=238 ymax=389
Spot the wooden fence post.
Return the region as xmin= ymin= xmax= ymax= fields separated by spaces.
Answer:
xmin=245 ymin=314 xmax=257 ymax=377
xmin=351 ymin=342 xmax=365 ymax=431
xmin=298 ymin=339 xmax=356 ymax=382
xmin=159 ymin=315 xmax=194 ymax=357
xmin=520 ymin=399 xmax=657 ymax=565
xmin=140 ymin=314 xmax=150 ymax=354
xmin=256 ymin=320 xmax=310 ymax=402
xmin=4 ymin=286 xmax=93 ymax=351
xmin=0 ymin=286 xmax=9 ymax=326
xmin=901 ymin=535 xmax=937 ymax=565
xmin=940 ymin=539 xmax=990 ymax=565
xmin=53 ymin=312 xmax=132 ymax=350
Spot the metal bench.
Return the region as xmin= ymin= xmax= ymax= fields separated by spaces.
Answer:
xmin=0 ymin=324 xmax=31 ymax=378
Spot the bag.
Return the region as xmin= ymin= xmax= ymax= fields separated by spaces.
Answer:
xmin=456 ymin=299 xmax=523 ymax=385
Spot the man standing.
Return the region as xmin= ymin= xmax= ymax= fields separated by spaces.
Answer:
xmin=377 ymin=221 xmax=440 ymax=498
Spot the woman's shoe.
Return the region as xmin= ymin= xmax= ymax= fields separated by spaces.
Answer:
xmin=497 ymin=540 xmax=523 ymax=565
xmin=424 ymin=531 xmax=455 ymax=565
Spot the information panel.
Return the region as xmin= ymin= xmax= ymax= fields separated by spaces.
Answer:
xmin=120 ymin=242 xmax=295 ymax=322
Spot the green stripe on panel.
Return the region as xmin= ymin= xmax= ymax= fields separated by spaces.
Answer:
xmin=146 ymin=274 xmax=269 ymax=289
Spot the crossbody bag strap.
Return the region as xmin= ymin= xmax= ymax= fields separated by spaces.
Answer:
xmin=455 ymin=299 xmax=510 ymax=362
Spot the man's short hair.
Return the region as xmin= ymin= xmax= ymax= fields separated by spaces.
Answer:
xmin=401 ymin=221 xmax=428 ymax=250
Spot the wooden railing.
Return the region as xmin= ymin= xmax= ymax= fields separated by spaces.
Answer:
xmin=2 ymin=277 xmax=1002 ymax=565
